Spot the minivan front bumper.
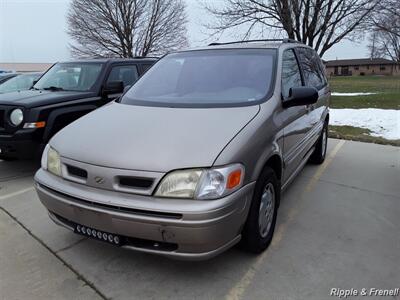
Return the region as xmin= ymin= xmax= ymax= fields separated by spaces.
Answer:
xmin=34 ymin=169 xmax=255 ymax=260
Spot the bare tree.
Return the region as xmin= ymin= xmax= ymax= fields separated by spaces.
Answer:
xmin=367 ymin=0 xmax=400 ymax=62
xmin=68 ymin=0 xmax=188 ymax=58
xmin=205 ymin=0 xmax=378 ymax=57
xmin=367 ymin=31 xmax=381 ymax=59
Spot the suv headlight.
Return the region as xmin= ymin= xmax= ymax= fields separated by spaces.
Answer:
xmin=10 ymin=108 xmax=24 ymax=126
xmin=155 ymin=164 xmax=244 ymax=200
xmin=41 ymin=145 xmax=62 ymax=177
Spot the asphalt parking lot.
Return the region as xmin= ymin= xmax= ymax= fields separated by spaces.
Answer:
xmin=0 ymin=139 xmax=399 ymax=300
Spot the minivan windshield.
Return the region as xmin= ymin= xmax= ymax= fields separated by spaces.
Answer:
xmin=122 ymin=49 xmax=276 ymax=107
xmin=34 ymin=63 xmax=103 ymax=92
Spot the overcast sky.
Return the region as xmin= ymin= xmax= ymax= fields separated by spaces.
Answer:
xmin=0 ymin=0 xmax=369 ymax=63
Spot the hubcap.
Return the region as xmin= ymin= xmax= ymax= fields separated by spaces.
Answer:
xmin=322 ymin=128 xmax=327 ymax=157
xmin=259 ymin=183 xmax=275 ymax=238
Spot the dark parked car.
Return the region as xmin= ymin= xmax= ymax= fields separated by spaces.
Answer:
xmin=0 ymin=73 xmax=18 ymax=84
xmin=35 ymin=40 xmax=330 ymax=260
xmin=0 ymin=58 xmax=157 ymax=160
xmin=0 ymin=72 xmax=42 ymax=94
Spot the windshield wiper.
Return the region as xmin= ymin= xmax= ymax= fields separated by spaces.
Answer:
xmin=43 ymin=86 xmax=65 ymax=91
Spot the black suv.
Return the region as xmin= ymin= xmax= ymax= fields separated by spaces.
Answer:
xmin=0 ymin=58 xmax=157 ymax=160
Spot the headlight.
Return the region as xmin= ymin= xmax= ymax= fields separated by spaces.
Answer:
xmin=42 ymin=145 xmax=62 ymax=177
xmin=41 ymin=144 xmax=49 ymax=170
xmin=10 ymin=109 xmax=24 ymax=126
xmin=155 ymin=164 xmax=244 ymax=200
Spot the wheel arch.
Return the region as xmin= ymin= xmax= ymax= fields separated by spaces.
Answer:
xmin=325 ymin=112 xmax=329 ymax=124
xmin=262 ymin=154 xmax=282 ymax=183
xmin=255 ymin=153 xmax=283 ymax=207
xmin=43 ymin=105 xmax=97 ymax=142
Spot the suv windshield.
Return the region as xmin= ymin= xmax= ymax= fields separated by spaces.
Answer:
xmin=0 ymin=73 xmax=41 ymax=94
xmin=122 ymin=49 xmax=276 ymax=107
xmin=34 ymin=63 xmax=103 ymax=92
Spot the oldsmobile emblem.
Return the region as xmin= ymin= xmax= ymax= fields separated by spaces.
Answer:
xmin=94 ymin=176 xmax=105 ymax=184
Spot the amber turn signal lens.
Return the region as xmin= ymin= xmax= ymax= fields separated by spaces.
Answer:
xmin=226 ymin=169 xmax=242 ymax=189
xmin=35 ymin=121 xmax=46 ymax=128
xmin=23 ymin=121 xmax=46 ymax=129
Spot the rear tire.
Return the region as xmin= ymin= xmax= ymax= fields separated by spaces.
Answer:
xmin=241 ymin=167 xmax=280 ymax=253
xmin=309 ymin=122 xmax=328 ymax=164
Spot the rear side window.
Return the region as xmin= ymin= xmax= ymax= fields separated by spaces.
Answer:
xmin=297 ymin=48 xmax=325 ymax=89
xmin=107 ymin=65 xmax=139 ymax=87
xmin=317 ymin=59 xmax=328 ymax=83
xmin=141 ymin=64 xmax=153 ymax=73
xmin=281 ymin=49 xmax=303 ymax=99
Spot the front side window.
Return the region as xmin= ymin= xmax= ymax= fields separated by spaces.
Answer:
xmin=121 ymin=49 xmax=276 ymax=107
xmin=281 ymin=49 xmax=303 ymax=99
xmin=107 ymin=65 xmax=139 ymax=87
xmin=34 ymin=63 xmax=103 ymax=92
xmin=297 ymin=48 xmax=325 ymax=89
xmin=0 ymin=73 xmax=41 ymax=94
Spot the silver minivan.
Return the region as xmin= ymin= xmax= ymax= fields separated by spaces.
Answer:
xmin=35 ymin=40 xmax=329 ymax=260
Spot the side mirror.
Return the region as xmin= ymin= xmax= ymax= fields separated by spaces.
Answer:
xmin=103 ymin=81 xmax=124 ymax=95
xmin=282 ymin=87 xmax=318 ymax=108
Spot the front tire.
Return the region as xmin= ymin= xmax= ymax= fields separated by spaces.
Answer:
xmin=241 ymin=167 xmax=279 ymax=253
xmin=309 ymin=122 xmax=328 ymax=164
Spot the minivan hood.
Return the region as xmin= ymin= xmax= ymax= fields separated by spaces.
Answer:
xmin=0 ymin=90 xmax=95 ymax=108
xmin=51 ymin=102 xmax=259 ymax=172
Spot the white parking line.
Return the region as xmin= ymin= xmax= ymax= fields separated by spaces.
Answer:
xmin=0 ymin=187 xmax=35 ymax=201
xmin=225 ymin=140 xmax=346 ymax=300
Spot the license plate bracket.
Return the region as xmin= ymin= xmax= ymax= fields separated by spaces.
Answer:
xmin=74 ymin=223 xmax=124 ymax=246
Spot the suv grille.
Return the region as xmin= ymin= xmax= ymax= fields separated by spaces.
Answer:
xmin=0 ymin=110 xmax=5 ymax=130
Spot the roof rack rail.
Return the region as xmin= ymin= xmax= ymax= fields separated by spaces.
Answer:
xmin=208 ymin=39 xmax=300 ymax=46
xmin=133 ymin=56 xmax=159 ymax=59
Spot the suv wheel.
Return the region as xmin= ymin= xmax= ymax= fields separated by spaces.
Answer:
xmin=309 ymin=122 xmax=328 ymax=164
xmin=241 ymin=167 xmax=279 ymax=253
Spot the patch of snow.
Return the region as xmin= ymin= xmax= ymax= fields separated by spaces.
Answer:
xmin=331 ymin=92 xmax=378 ymax=96
xmin=330 ymin=108 xmax=400 ymax=140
